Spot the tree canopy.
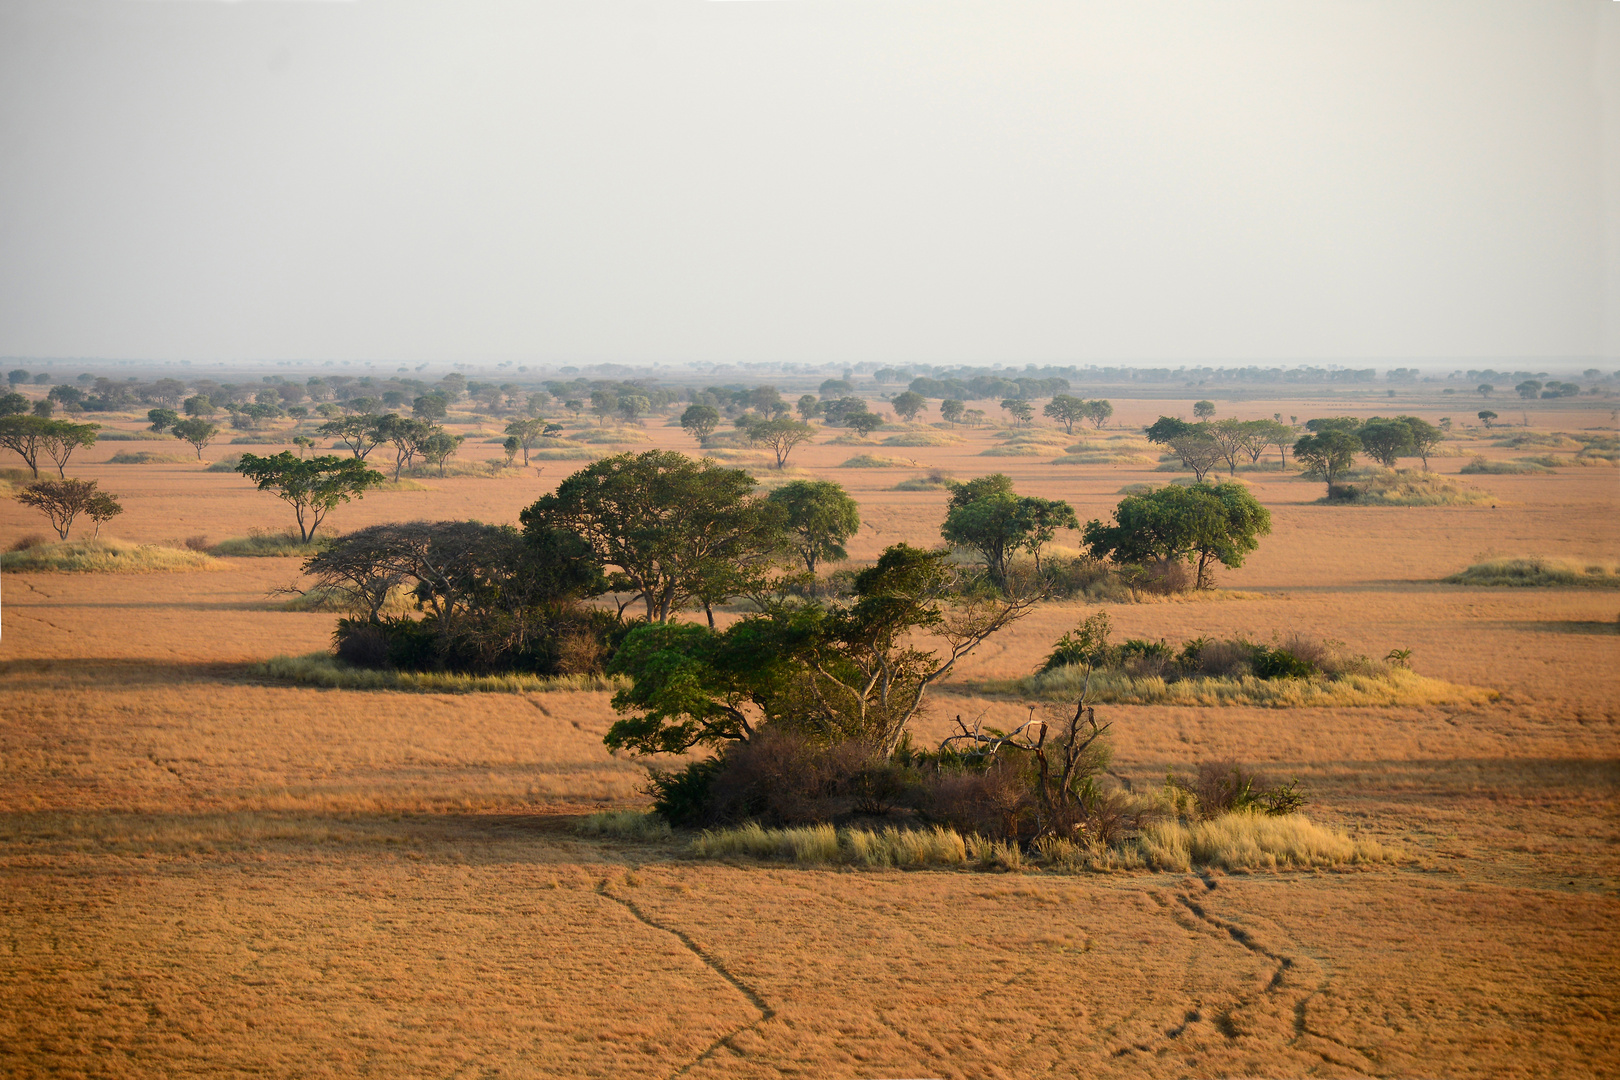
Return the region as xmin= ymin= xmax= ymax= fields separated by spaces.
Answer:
xmin=1082 ymin=482 xmax=1271 ymax=590
xmin=236 ymin=452 xmax=385 ymax=542
xmin=766 ymin=479 xmax=860 ymax=573
xmin=16 ymin=478 xmax=122 ymax=540
xmin=1293 ymin=430 xmax=1362 ymax=495
xmin=941 ymin=474 xmax=1078 ymax=591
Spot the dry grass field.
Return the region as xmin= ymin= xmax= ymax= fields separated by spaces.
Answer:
xmin=2 ymin=394 xmax=1617 ymax=1078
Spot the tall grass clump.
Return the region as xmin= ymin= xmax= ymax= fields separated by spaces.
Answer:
xmin=576 ymin=810 xmax=674 ymax=841
xmin=1445 ymin=557 xmax=1620 ymax=588
xmin=1133 ymin=813 xmax=1398 ymax=872
xmin=0 ymin=537 xmax=220 ymax=573
xmin=881 ymin=430 xmax=961 ymax=447
xmin=258 ymin=652 xmax=625 ymax=693
xmin=893 ymin=469 xmax=953 ymax=491
xmin=212 ymin=528 xmax=333 ymax=557
xmin=840 ymin=454 xmax=918 ymax=468
xmin=1459 ymin=456 xmax=1550 ymax=475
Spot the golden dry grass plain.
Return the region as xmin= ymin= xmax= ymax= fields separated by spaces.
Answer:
xmin=2 ymin=394 xmax=1617 ymax=1078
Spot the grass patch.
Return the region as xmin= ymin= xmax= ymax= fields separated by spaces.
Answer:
xmin=840 ymin=454 xmax=918 ymax=468
xmin=1491 ymin=431 xmax=1583 ymax=450
xmin=1050 ymin=451 xmax=1153 ymax=466
xmin=530 ymin=448 xmax=600 ymax=461
xmin=1325 ymin=467 xmax=1492 ymax=506
xmin=94 ymin=430 xmax=172 ymax=442
xmin=1445 ymin=557 xmax=1620 ymax=588
xmin=0 ymin=537 xmax=221 ymax=573
xmin=107 ymin=450 xmax=193 ymax=465
xmin=893 ymin=470 xmax=953 ymax=491
xmin=258 ymin=652 xmax=626 ymax=694
xmin=684 ymin=813 xmax=1393 ymax=873
xmin=572 ymin=427 xmax=650 ymax=444
xmin=881 ymin=430 xmax=961 ymax=447
xmin=212 ymin=529 xmax=332 ymax=557
xmin=979 ymin=444 xmax=1051 ymax=457
xmin=400 ymin=460 xmax=524 ymax=479
xmin=203 ymin=454 xmax=242 ymax=472
xmin=1459 ymin=456 xmax=1551 ymax=475
xmin=576 ymin=811 xmax=674 ymax=841
xmin=971 ymin=664 xmax=1492 ymax=708
xmin=1517 ymin=453 xmax=1617 ymax=469
xmin=228 ymin=434 xmax=290 ymax=445
xmin=701 ymin=449 xmax=773 ymax=464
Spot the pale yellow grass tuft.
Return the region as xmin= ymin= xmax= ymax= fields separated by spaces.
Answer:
xmin=259 ymin=652 xmax=626 ymax=694
xmin=1332 ymin=467 xmax=1492 ymax=506
xmin=0 ymin=537 xmax=221 ymax=573
xmin=577 ymin=810 xmax=674 ymax=841
xmin=881 ymin=430 xmax=961 ymax=447
xmin=977 ymin=665 xmax=1494 ymax=708
xmin=1133 ymin=812 xmax=1401 ymax=872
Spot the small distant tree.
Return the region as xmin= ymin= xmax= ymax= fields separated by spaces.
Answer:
xmin=1477 ymin=384 xmax=1494 ymax=399
xmin=845 ymin=411 xmax=885 ymax=439
xmin=767 ymin=479 xmax=861 ymax=573
xmin=7 ymin=369 xmax=27 ymax=386
xmin=319 ymin=414 xmax=386 ymax=460
xmin=420 ymin=431 xmax=464 ymax=477
xmin=1082 ymin=482 xmax=1271 ymax=590
xmin=1397 ymin=416 xmax=1444 ymax=469
xmin=41 ymin=421 xmax=99 ymax=478
xmin=293 ymin=436 xmax=316 ymax=457
xmin=940 ymin=399 xmax=965 ymax=426
xmin=0 ymin=392 xmax=27 ymax=417
xmin=942 ymin=474 xmax=1078 ymax=590
xmin=1001 ymin=398 xmax=1033 ymax=425
xmin=564 ymin=399 xmax=584 ymax=419
xmin=375 ymin=415 xmax=436 ymax=480
xmin=680 ymin=404 xmax=721 ymax=443
xmin=796 ymin=394 xmax=821 ymax=420
xmin=147 ymin=408 xmax=179 ymax=433
xmin=618 ymin=395 xmax=651 ymax=424
xmin=235 ymin=452 xmax=384 ymax=542
xmin=1515 ymin=380 xmax=1542 ymax=400
xmin=1165 ymin=425 xmax=1225 ymax=482
xmin=1043 ymin=394 xmax=1087 ymax=434
xmin=412 ymin=393 xmax=449 ymax=422
xmin=32 ymin=399 xmax=54 ymax=419
xmin=1085 ymin=399 xmax=1114 ymax=429
xmin=744 ymin=416 xmax=815 ymax=468
xmin=1144 ymin=416 xmax=1193 ymax=446
xmin=1293 ymin=430 xmax=1362 ymax=496
xmin=1477 ymin=410 xmax=1498 ymax=428
xmin=170 ymin=418 xmax=220 ymax=460
xmin=504 ymin=417 xmax=547 ymax=465
xmin=1357 ymin=419 xmax=1414 ymax=468
xmin=17 ymin=478 xmax=121 ymax=540
xmin=1193 ymin=400 xmax=1216 ymax=419
xmin=589 ymin=390 xmax=617 ymax=424
xmin=502 ymin=436 xmax=520 ymax=467
xmin=891 ymin=391 xmax=926 ymax=422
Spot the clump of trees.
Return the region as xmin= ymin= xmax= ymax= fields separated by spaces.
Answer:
xmin=1082 ymin=482 xmax=1270 ymax=590
xmin=0 ymin=416 xmax=100 ymax=478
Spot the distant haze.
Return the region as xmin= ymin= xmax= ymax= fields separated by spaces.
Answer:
xmin=1 ymin=0 xmax=1614 ymax=367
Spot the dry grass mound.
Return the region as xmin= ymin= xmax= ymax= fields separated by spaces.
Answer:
xmin=1050 ymin=451 xmax=1153 ymax=466
xmin=840 ymin=454 xmax=918 ymax=468
xmin=1445 ymin=557 xmax=1620 ymax=588
xmin=95 ymin=430 xmax=172 ymax=441
xmin=893 ymin=470 xmax=953 ymax=491
xmin=530 ymin=448 xmax=599 ymax=461
xmin=976 ymin=664 xmax=1493 ymax=708
xmin=881 ymin=430 xmax=961 ymax=447
xmin=1459 ymin=456 xmax=1550 ymax=475
xmin=258 ymin=652 xmax=624 ymax=694
xmin=1109 ymin=813 xmax=1399 ymax=873
xmin=204 ymin=454 xmax=243 ymax=472
xmin=979 ymin=444 xmax=1051 ymax=457
xmin=689 ymin=823 xmax=1022 ymax=870
xmin=572 ymin=426 xmax=649 ymax=444
xmin=1328 ymin=467 xmax=1492 ymax=506
xmin=0 ymin=537 xmax=220 ymax=573
xmin=701 ymin=448 xmax=772 ymax=465
xmin=107 ymin=450 xmax=193 ymax=464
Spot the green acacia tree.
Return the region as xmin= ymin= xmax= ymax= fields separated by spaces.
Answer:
xmin=940 ymin=399 xmax=965 ymax=426
xmin=680 ymin=404 xmax=720 ymax=442
xmin=1293 ymin=430 xmax=1362 ymax=496
xmin=1043 ymin=394 xmax=1088 ymax=434
xmin=236 ymin=452 xmax=384 ymax=542
xmin=941 ymin=474 xmax=1079 ymax=591
xmin=170 ymin=418 xmax=220 ymax=460
xmin=40 ymin=421 xmax=100 ymax=478
xmin=1396 ymin=416 xmax=1444 ymax=469
xmin=1082 ymin=481 xmax=1271 ymax=590
xmin=1085 ymin=399 xmax=1114 ymax=429
xmin=890 ymin=391 xmax=926 ymax=422
xmin=744 ymin=415 xmax=816 ymax=468
xmin=503 ymin=417 xmax=547 ymax=465
xmin=1001 ymin=398 xmax=1034 ymax=425
xmin=1358 ymin=419 xmax=1416 ymax=467
xmin=766 ymin=479 xmax=861 ymax=573
xmin=519 ymin=450 xmax=782 ymax=624
xmin=17 ymin=478 xmax=121 ymax=540
xmin=1193 ymin=400 xmax=1216 ymax=419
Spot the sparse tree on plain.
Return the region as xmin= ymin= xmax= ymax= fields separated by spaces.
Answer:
xmin=235 ymin=452 xmax=385 ymax=542
xmin=1083 ymin=482 xmax=1270 ymax=591
xmin=147 ymin=408 xmax=179 ymax=433
xmin=503 ymin=417 xmax=548 ymax=465
xmin=420 ymin=431 xmax=464 ymax=477
xmin=1515 ymin=381 xmax=1542 ymax=400
xmin=319 ymin=414 xmax=386 ymax=460
xmin=41 ymin=421 xmax=98 ymax=478
xmin=16 ymin=478 xmax=121 ymax=540
xmin=890 ymin=391 xmax=926 ymax=423
xmin=1358 ymin=419 xmax=1415 ymax=468
xmin=1043 ymin=394 xmax=1088 ymax=434
xmin=1293 ymin=430 xmax=1362 ymax=496
xmin=171 ymin=418 xmax=220 ymax=460
xmin=942 ymin=474 xmax=1079 ymax=591
xmin=680 ymin=404 xmax=721 ymax=443
xmin=1396 ymin=416 xmax=1444 ymax=469
xmin=845 ymin=411 xmax=885 ymax=439
xmin=1001 ymin=398 xmax=1034 ymax=426
xmin=1193 ymin=400 xmax=1216 ymax=419
xmin=744 ymin=416 xmax=816 ymax=468
xmin=1084 ymin=399 xmax=1114 ymax=429
xmin=766 ymin=479 xmax=860 ymax=572
xmin=940 ymin=399 xmax=965 ymax=426
xmin=796 ymin=394 xmax=821 ymax=420
xmin=1477 ymin=384 xmax=1494 ymax=399
xmin=1477 ymin=409 xmax=1498 ymax=428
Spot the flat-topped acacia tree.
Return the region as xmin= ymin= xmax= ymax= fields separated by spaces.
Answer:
xmin=235 ymin=452 xmax=384 ymax=543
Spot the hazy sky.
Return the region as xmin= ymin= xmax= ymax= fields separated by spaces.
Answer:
xmin=1 ymin=0 xmax=1614 ymax=367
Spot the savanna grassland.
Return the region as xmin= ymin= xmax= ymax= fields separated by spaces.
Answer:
xmin=2 ymin=390 xmax=1617 ymax=1079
